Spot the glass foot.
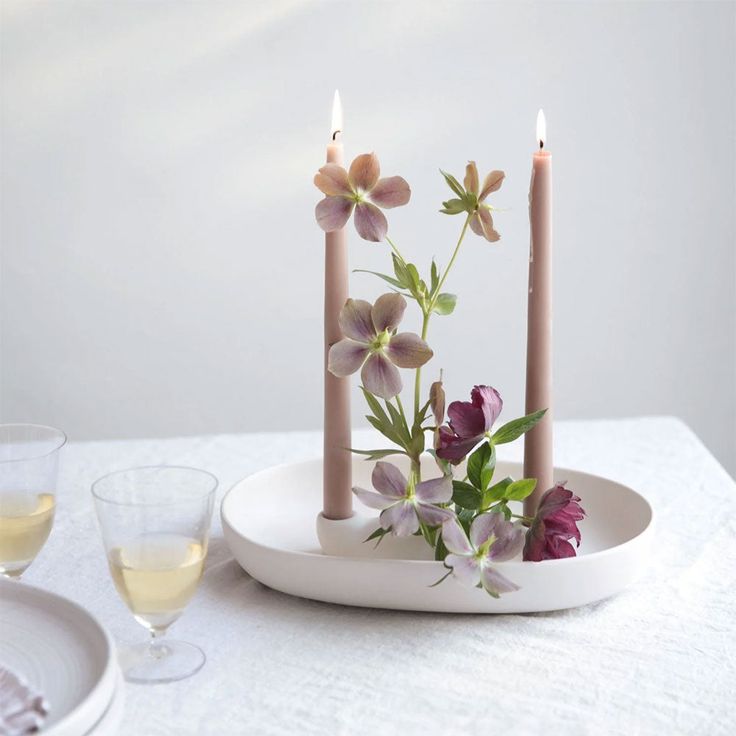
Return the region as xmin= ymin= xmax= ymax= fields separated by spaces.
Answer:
xmin=119 ymin=639 xmax=205 ymax=684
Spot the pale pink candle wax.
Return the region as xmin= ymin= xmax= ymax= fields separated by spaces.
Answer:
xmin=323 ymin=92 xmax=352 ymax=520
xmin=523 ymin=109 xmax=554 ymax=517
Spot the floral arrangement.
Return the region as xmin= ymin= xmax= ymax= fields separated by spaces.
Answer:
xmin=315 ymin=153 xmax=585 ymax=597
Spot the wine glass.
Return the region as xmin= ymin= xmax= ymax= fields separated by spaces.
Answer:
xmin=0 ymin=424 xmax=66 ymax=578
xmin=91 ymin=465 xmax=217 ymax=684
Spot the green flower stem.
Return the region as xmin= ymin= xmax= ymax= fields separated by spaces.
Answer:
xmin=395 ymin=394 xmax=408 ymax=428
xmin=385 ymin=235 xmax=406 ymax=265
xmin=411 ymin=213 xmax=473 ymax=444
xmin=428 ymin=213 xmax=472 ymax=314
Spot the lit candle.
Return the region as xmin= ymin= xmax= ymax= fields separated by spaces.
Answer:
xmin=323 ymin=91 xmax=352 ymax=520
xmin=523 ymin=109 xmax=553 ymax=517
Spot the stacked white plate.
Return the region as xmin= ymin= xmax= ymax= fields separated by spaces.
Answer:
xmin=0 ymin=579 xmax=124 ymax=735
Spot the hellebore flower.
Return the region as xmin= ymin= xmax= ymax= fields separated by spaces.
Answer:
xmin=464 ymin=161 xmax=504 ymax=242
xmin=441 ymin=512 xmax=525 ymax=597
xmin=314 ymin=152 xmax=411 ymax=242
xmin=440 ymin=162 xmax=504 ymax=242
xmin=436 ymin=385 xmax=503 ymax=462
xmin=523 ymin=483 xmax=586 ymax=561
xmin=328 ymin=293 xmax=432 ymax=400
xmin=353 ymin=461 xmax=453 ymax=536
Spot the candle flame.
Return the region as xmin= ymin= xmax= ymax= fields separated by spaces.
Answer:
xmin=331 ymin=90 xmax=343 ymax=140
xmin=536 ymin=108 xmax=546 ymax=149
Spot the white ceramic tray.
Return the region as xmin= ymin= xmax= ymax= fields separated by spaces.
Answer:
xmin=0 ymin=579 xmax=119 ymax=735
xmin=222 ymin=457 xmax=653 ymax=613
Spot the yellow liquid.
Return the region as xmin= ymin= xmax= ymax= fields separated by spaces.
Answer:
xmin=0 ymin=493 xmax=55 ymax=576
xmin=108 ymin=534 xmax=205 ymax=632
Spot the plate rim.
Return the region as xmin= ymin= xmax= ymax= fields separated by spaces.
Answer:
xmin=0 ymin=578 xmax=119 ymax=736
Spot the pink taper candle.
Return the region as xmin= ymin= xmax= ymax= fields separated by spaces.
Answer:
xmin=523 ymin=109 xmax=553 ymax=517
xmin=323 ymin=91 xmax=352 ymax=520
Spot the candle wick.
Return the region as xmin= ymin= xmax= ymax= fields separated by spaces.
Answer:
xmin=332 ymin=129 xmax=342 ymax=141
xmin=539 ymin=140 xmax=544 ymax=150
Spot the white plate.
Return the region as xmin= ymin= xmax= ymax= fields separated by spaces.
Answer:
xmin=0 ymin=580 xmax=119 ymax=735
xmin=222 ymin=457 xmax=654 ymax=613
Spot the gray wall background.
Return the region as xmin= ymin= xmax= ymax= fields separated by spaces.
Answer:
xmin=2 ymin=0 xmax=734 ymax=475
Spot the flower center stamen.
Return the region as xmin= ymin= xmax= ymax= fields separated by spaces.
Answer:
xmin=370 ymin=330 xmax=391 ymax=353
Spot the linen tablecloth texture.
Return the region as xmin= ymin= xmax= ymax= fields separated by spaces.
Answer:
xmin=20 ymin=418 xmax=735 ymax=735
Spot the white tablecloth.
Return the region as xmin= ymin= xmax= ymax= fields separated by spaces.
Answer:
xmin=23 ymin=418 xmax=735 ymax=735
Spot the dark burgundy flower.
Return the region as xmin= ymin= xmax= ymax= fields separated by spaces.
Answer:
xmin=523 ymin=483 xmax=586 ymax=561
xmin=436 ymin=385 xmax=503 ymax=463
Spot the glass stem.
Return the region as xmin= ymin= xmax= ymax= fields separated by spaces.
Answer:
xmin=148 ymin=628 xmax=168 ymax=659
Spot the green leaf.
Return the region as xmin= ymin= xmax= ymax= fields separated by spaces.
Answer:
xmin=440 ymin=170 xmax=465 ymax=198
xmin=349 ymin=448 xmax=407 ymax=460
xmin=366 ymin=415 xmax=403 ymax=447
xmin=392 ymin=254 xmax=411 ymax=289
xmin=433 ymin=293 xmax=457 ymax=316
xmin=491 ymin=409 xmax=547 ymax=445
xmin=385 ymin=400 xmax=411 ymax=445
xmin=353 ymin=269 xmax=404 ymax=289
xmin=364 ymin=527 xmax=389 ymax=542
xmin=467 ymin=442 xmax=495 ymax=491
xmin=483 ymin=476 xmax=513 ymax=505
xmin=430 ymin=260 xmax=439 ymax=291
xmin=434 ymin=530 xmax=448 ymax=561
xmin=452 ymin=480 xmax=482 ymax=510
xmin=362 ymin=387 xmax=391 ymax=426
xmin=440 ymin=198 xmax=466 ymax=215
xmin=457 ymin=508 xmax=475 ymax=533
xmin=504 ymin=478 xmax=538 ymax=501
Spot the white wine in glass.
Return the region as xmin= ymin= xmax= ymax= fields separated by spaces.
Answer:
xmin=0 ymin=425 xmax=66 ymax=579
xmin=108 ymin=533 xmax=205 ymax=632
xmin=92 ymin=466 xmax=216 ymax=684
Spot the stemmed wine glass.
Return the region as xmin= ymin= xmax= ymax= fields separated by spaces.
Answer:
xmin=91 ymin=465 xmax=217 ymax=684
xmin=0 ymin=424 xmax=66 ymax=578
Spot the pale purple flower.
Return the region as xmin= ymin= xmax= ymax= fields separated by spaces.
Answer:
xmin=328 ymin=293 xmax=432 ymax=400
xmin=523 ymin=483 xmax=586 ymax=561
xmin=436 ymin=385 xmax=503 ymax=462
xmin=464 ymin=161 xmax=504 ymax=242
xmin=353 ymin=461 xmax=453 ymax=536
xmin=441 ymin=512 xmax=525 ymax=597
xmin=314 ymin=152 xmax=411 ymax=242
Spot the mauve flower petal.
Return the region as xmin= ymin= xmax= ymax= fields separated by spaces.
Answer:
xmin=488 ymin=523 xmax=525 ymax=562
xmin=352 ymin=486 xmax=396 ymax=510
xmin=429 ymin=380 xmax=445 ymax=425
xmin=369 ymin=176 xmax=411 ymax=208
xmin=523 ymin=523 xmax=546 ymax=562
xmin=338 ymin=299 xmax=375 ymax=342
xmin=327 ymin=339 xmax=369 ymax=377
xmin=371 ymin=293 xmax=406 ymax=333
xmin=386 ymin=333 xmax=433 ymax=369
xmin=477 ymin=207 xmax=500 ymax=242
xmin=435 ymin=428 xmax=479 ymax=463
xmin=471 ymin=385 xmax=503 ymax=428
xmin=469 ymin=212 xmax=485 ymax=238
xmin=441 ymin=517 xmax=473 ymax=555
xmin=414 ymin=475 xmax=452 ymax=504
xmin=380 ymin=500 xmax=419 ymax=536
xmin=354 ymin=201 xmax=388 ymax=242
xmin=361 ymin=352 xmax=402 ymax=400
xmin=315 ymin=196 xmax=353 ymax=232
xmin=464 ymin=161 xmax=479 ymax=196
xmin=470 ymin=511 xmax=505 ymax=548
xmin=447 ymin=400 xmax=487 ymax=439
xmin=479 ymin=170 xmax=505 ymax=200
xmin=416 ymin=503 xmax=454 ymax=527
xmin=371 ymin=461 xmax=408 ymax=499
xmin=548 ymin=537 xmax=577 ymax=558
xmin=446 ymin=554 xmax=481 ymax=587
xmin=480 ymin=565 xmax=520 ymax=596
xmin=348 ymin=152 xmax=380 ymax=192
xmin=314 ymin=163 xmax=352 ymax=196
